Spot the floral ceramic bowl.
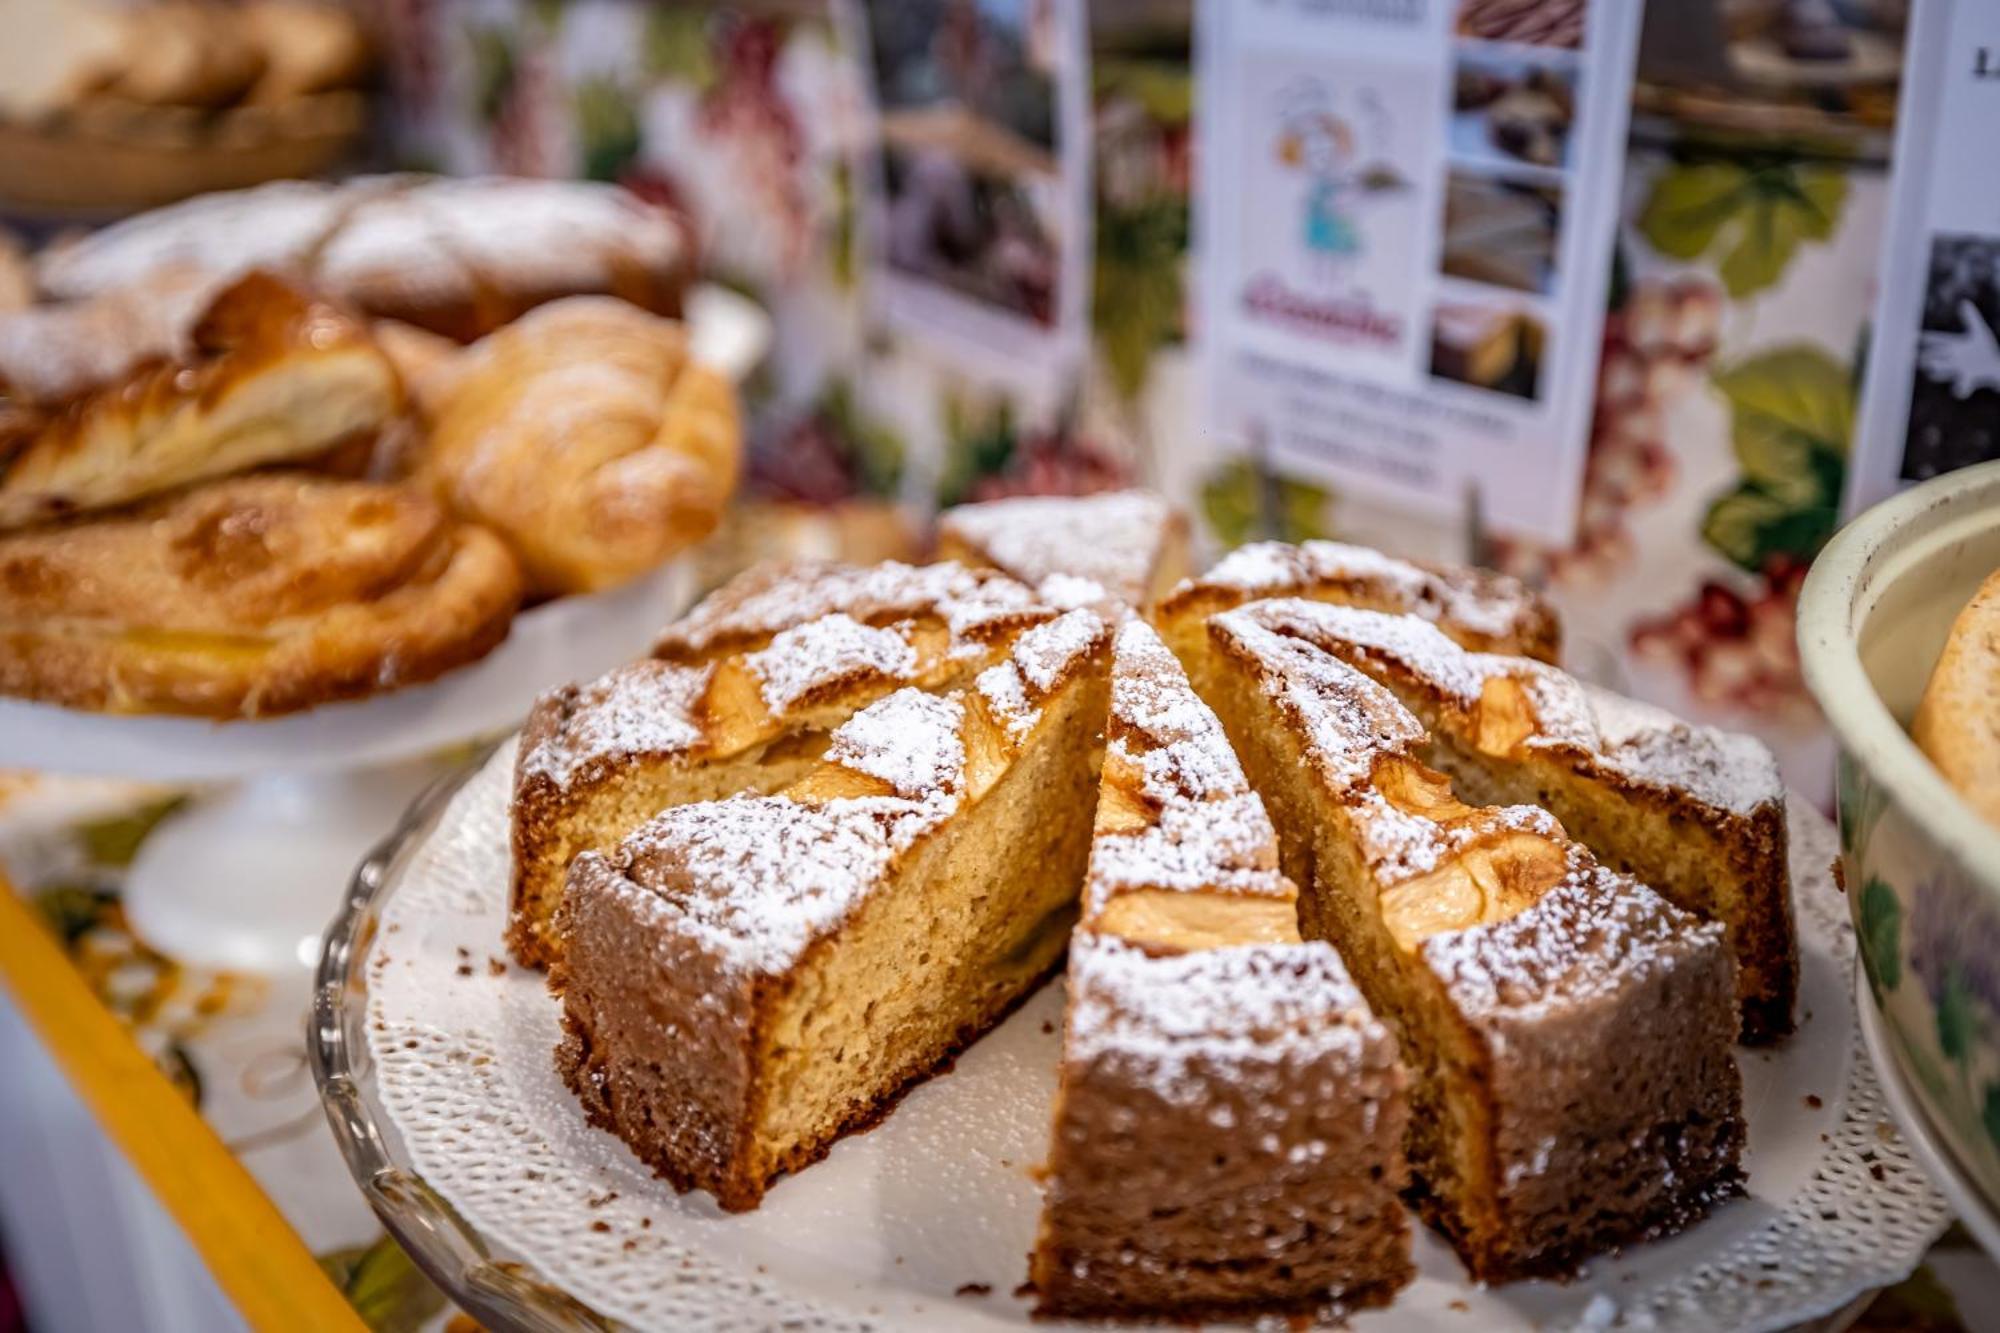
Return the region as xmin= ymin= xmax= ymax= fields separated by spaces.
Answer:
xmin=1799 ymin=458 xmax=2000 ymax=1224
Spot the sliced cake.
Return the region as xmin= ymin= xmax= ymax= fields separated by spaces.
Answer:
xmin=936 ymin=489 xmax=1190 ymax=612
xmin=1231 ymin=598 xmax=1794 ymax=1042
xmin=1200 ymin=604 xmax=1743 ymax=1282
xmin=1154 ymin=540 xmax=1561 ymax=700
xmin=553 ymin=609 xmax=1113 ymax=1210
xmin=509 ymin=559 xmax=1053 ymax=967
xmin=1031 ymin=620 xmax=1410 ymax=1320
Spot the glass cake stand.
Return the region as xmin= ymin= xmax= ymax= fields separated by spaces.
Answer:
xmin=0 ymin=286 xmax=769 ymax=974
xmin=311 ymin=742 xmax=1952 ymax=1333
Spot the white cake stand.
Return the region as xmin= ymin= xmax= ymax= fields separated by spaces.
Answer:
xmin=0 ymin=285 xmax=769 ymax=974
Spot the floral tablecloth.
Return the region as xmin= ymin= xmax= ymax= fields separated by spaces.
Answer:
xmin=0 ymin=764 xmax=1991 ymax=1331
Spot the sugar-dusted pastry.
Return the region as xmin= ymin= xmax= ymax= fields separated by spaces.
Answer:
xmin=1031 ymin=620 xmax=1410 ymax=1319
xmin=36 ymin=175 xmax=695 ymax=341
xmin=419 ymin=297 xmax=739 ymax=596
xmin=0 ymin=265 xmax=219 ymax=407
xmin=554 ymin=609 xmax=1113 ymax=1210
xmin=1914 ymin=567 xmax=2000 ymax=828
xmin=936 ymin=489 xmax=1190 ymax=612
xmin=0 ymin=473 xmax=521 ymax=718
xmin=510 ymin=558 xmax=1055 ymax=968
xmin=1241 ymin=598 xmax=1795 ymax=1042
xmin=1155 ymin=539 xmax=1560 ymax=697
xmin=1201 ymin=602 xmax=1744 ymax=1282
xmin=0 ymin=271 xmax=400 ymax=531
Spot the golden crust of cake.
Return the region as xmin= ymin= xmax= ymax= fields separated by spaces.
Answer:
xmin=553 ymin=609 xmax=1112 ymax=1210
xmin=1202 ymin=605 xmax=1744 ymax=1282
xmin=0 ymin=271 xmax=400 ymax=531
xmin=1032 ymin=619 xmax=1411 ymax=1319
xmin=0 ymin=473 xmax=522 ymax=717
xmin=1225 ymin=597 xmax=1795 ymax=1041
xmin=936 ymin=489 xmax=1192 ymax=612
xmin=419 ymin=297 xmax=741 ymax=596
xmin=1155 ymin=538 xmax=1561 ymax=667
xmin=1914 ymin=568 xmax=2000 ymax=828
xmin=509 ymin=559 xmax=1062 ymax=967
xmin=35 ymin=175 xmax=694 ymax=341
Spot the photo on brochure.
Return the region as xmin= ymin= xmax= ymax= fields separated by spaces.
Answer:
xmin=1901 ymin=232 xmax=2000 ymax=483
xmin=859 ymin=0 xmax=1086 ymax=371
xmin=1456 ymin=0 xmax=1587 ymax=49
xmin=1440 ymin=169 xmax=1563 ymax=295
xmin=1450 ymin=49 xmax=1578 ymax=175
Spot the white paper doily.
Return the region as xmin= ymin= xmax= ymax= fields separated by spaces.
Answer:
xmin=353 ymin=741 xmax=1948 ymax=1332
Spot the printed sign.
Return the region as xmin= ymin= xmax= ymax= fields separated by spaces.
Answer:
xmin=1196 ymin=0 xmax=1643 ymax=543
xmin=850 ymin=0 xmax=1093 ymax=395
xmin=1849 ymin=0 xmax=2000 ymax=515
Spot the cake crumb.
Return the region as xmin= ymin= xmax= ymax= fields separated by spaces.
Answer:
xmin=589 ymin=1220 xmax=609 ymax=1233
xmin=1803 ymin=1093 xmax=1822 ymax=1110
xmin=1448 ymin=1298 xmax=1470 ymax=1312
xmin=487 ymin=956 xmax=506 ymax=976
xmin=1041 ymin=1020 xmax=1054 ymax=1034
xmin=587 ymin=1191 xmax=618 ymax=1207
xmin=955 ymin=1283 xmax=992 ymax=1298
xmin=1013 ymin=1280 xmax=1037 ymax=1299
xmin=455 ymin=962 xmax=473 ymax=977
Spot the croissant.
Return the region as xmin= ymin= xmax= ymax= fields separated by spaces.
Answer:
xmin=419 ymin=297 xmax=740 ymax=596
xmin=0 ymin=472 xmax=522 ymax=718
xmin=0 ymin=270 xmax=401 ymax=531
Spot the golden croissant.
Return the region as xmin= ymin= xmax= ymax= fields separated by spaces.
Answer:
xmin=420 ymin=296 xmax=740 ymax=596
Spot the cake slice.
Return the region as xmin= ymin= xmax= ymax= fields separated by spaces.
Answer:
xmin=553 ymin=609 xmax=1113 ymax=1210
xmin=1201 ymin=604 xmax=1743 ymax=1282
xmin=1031 ymin=620 xmax=1410 ymax=1320
xmin=936 ymin=489 xmax=1190 ymax=612
xmin=1233 ymin=598 xmax=1794 ymax=1042
xmin=1154 ymin=540 xmax=1560 ymax=699
xmin=508 ymin=559 xmax=1053 ymax=967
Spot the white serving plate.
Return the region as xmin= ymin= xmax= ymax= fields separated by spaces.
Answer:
xmin=314 ymin=739 xmax=1949 ymax=1333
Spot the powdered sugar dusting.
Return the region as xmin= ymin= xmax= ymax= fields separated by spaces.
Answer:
xmin=1232 ymin=600 xmax=1781 ymax=817
xmin=742 ymin=614 xmax=917 ymax=713
xmin=824 ymin=689 xmax=966 ymax=800
xmin=975 ymin=608 xmax=1108 ymax=742
xmin=615 ymin=794 xmax=937 ymax=975
xmin=1209 ymin=609 xmax=1429 ymax=794
xmin=520 ymin=662 xmax=713 ymax=790
xmin=1422 ymin=866 xmax=1724 ymax=1020
xmin=1084 ymin=621 xmax=1292 ymax=914
xmin=1064 ymin=935 xmax=1384 ymax=1106
xmin=1013 ymin=609 xmax=1106 ymax=693
xmin=657 ymin=560 xmax=1048 ymax=660
xmin=939 ymin=490 xmax=1175 ymax=608
xmin=1181 ymin=539 xmax=1544 ymax=642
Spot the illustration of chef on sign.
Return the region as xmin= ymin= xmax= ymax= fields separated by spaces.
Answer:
xmin=1276 ymin=78 xmax=1408 ymax=286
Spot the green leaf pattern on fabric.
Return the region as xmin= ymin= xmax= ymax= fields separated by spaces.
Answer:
xmin=1701 ymin=344 xmax=1854 ymax=572
xmin=1639 ymin=155 xmax=1849 ymax=300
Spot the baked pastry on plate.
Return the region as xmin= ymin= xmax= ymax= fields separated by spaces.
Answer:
xmin=1155 ymin=539 xmax=1560 ymax=695
xmin=509 ymin=559 xmax=1056 ymax=968
xmin=553 ymin=608 xmax=1112 ymax=1210
xmin=0 ymin=472 xmax=520 ymax=718
xmin=419 ymin=297 xmax=739 ymax=597
xmin=1031 ymin=620 xmax=1410 ymax=1319
xmin=34 ymin=175 xmax=693 ymax=340
xmin=0 ymin=271 xmax=400 ymax=531
xmin=1247 ymin=599 xmax=1795 ymax=1042
xmin=1914 ymin=566 xmax=2000 ymax=828
xmin=936 ymin=489 xmax=1189 ymax=611
xmin=1199 ymin=599 xmax=1744 ymax=1282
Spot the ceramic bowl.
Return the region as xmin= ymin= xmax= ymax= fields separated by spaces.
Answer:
xmin=1798 ymin=458 xmax=2000 ymax=1226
